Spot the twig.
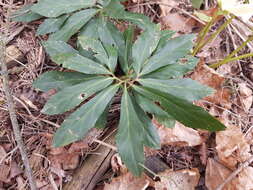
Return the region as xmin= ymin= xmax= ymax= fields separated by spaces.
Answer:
xmin=0 ymin=1 xmax=37 ymax=189
xmin=215 ymin=156 xmax=253 ymax=190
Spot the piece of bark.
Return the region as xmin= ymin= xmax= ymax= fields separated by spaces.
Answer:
xmin=5 ymin=45 xmax=25 ymax=69
xmin=63 ymin=133 xmax=116 ymax=190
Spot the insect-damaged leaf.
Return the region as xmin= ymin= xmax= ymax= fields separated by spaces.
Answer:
xmin=53 ymin=85 xmax=119 ymax=147
xmin=31 ymin=0 xmax=95 ymax=17
xmin=33 ymin=71 xmax=96 ymax=92
xmin=133 ymin=86 xmax=226 ymax=132
xmin=42 ymin=77 xmax=113 ymax=115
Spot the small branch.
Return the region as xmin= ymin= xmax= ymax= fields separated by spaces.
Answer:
xmin=215 ymin=156 xmax=253 ymax=190
xmin=1 ymin=1 xmax=37 ymax=189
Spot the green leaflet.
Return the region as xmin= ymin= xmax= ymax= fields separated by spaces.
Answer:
xmin=42 ymin=77 xmax=113 ymax=115
xmin=36 ymin=15 xmax=69 ymax=35
xmin=155 ymin=30 xmax=176 ymax=53
xmin=123 ymin=26 xmax=134 ymax=68
xmin=98 ymin=19 xmax=127 ymax=73
xmin=43 ymin=40 xmax=78 ymax=57
xmin=139 ymin=78 xmax=214 ymax=101
xmin=49 ymin=9 xmax=98 ymax=42
xmin=33 ymin=71 xmax=95 ymax=92
xmin=79 ymin=18 xmax=99 ymax=39
xmin=132 ymin=24 xmax=160 ymax=74
xmin=51 ymin=53 xmax=111 ymax=74
xmin=133 ymin=86 xmax=226 ymax=132
xmin=53 ymin=84 xmax=119 ymax=147
xmin=134 ymin=93 xmax=175 ymax=128
xmin=103 ymin=0 xmax=154 ymax=30
xmin=116 ymin=87 xmax=160 ymax=176
xmin=12 ymin=4 xmax=43 ymax=22
xmin=140 ymin=34 xmax=195 ymax=75
xmin=143 ymin=56 xmax=198 ymax=79
xmin=31 ymin=0 xmax=95 ymax=17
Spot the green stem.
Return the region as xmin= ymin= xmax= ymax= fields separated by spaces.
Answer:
xmin=210 ymin=53 xmax=253 ymax=68
xmin=192 ymin=13 xmax=218 ymax=56
xmin=214 ymin=35 xmax=253 ymax=68
xmin=196 ymin=15 xmax=235 ymax=56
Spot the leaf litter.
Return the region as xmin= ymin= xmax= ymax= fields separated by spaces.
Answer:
xmin=1 ymin=0 xmax=253 ymax=189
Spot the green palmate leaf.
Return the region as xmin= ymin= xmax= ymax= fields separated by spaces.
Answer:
xmin=31 ymin=0 xmax=95 ymax=17
xmin=143 ymin=56 xmax=198 ymax=79
xmin=116 ymin=88 xmax=144 ymax=176
xmin=134 ymin=93 xmax=175 ymax=128
xmin=53 ymin=84 xmax=119 ymax=147
xmin=133 ymin=86 xmax=226 ymax=131
xmin=42 ymin=77 xmax=113 ymax=115
xmin=132 ymin=25 xmax=160 ymax=74
xmin=33 ymin=71 xmax=95 ymax=92
xmin=12 ymin=4 xmax=43 ymax=22
xmin=140 ymin=34 xmax=195 ymax=75
xmin=43 ymin=40 xmax=78 ymax=57
xmin=36 ymin=15 xmax=69 ymax=35
xmin=103 ymin=0 xmax=154 ymax=30
xmin=139 ymin=78 xmax=214 ymax=101
xmin=192 ymin=0 xmax=203 ymax=9
xmin=49 ymin=9 xmax=98 ymax=42
xmin=98 ymin=20 xmax=127 ymax=73
xmin=52 ymin=53 xmax=111 ymax=74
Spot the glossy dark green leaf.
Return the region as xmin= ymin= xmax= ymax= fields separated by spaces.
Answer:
xmin=31 ymin=0 xmax=95 ymax=17
xmin=42 ymin=77 xmax=113 ymax=115
xmin=12 ymin=4 xmax=43 ymax=22
xmin=98 ymin=20 xmax=127 ymax=73
xmin=140 ymin=34 xmax=195 ymax=75
xmin=33 ymin=71 xmax=95 ymax=91
xmin=123 ymin=26 xmax=134 ymax=67
xmin=53 ymin=84 xmax=119 ymax=147
xmin=103 ymin=0 xmax=154 ymax=30
xmin=133 ymin=86 xmax=226 ymax=132
xmin=155 ymin=30 xmax=176 ymax=53
xmin=116 ymin=87 xmax=144 ymax=176
xmin=52 ymin=53 xmax=111 ymax=74
xmin=79 ymin=18 xmax=99 ymax=39
xmin=132 ymin=25 xmax=160 ymax=74
xmin=134 ymin=93 xmax=175 ymax=128
xmin=192 ymin=0 xmax=203 ymax=9
xmin=139 ymin=78 xmax=214 ymax=101
xmin=43 ymin=40 xmax=78 ymax=57
xmin=143 ymin=56 xmax=198 ymax=79
xmin=49 ymin=9 xmax=98 ymax=42
xmin=36 ymin=15 xmax=69 ymax=35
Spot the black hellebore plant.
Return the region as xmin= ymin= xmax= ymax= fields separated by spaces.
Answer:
xmin=33 ymin=21 xmax=226 ymax=176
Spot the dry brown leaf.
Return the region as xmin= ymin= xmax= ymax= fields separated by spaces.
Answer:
xmin=205 ymin=158 xmax=233 ymax=190
xmin=238 ymin=83 xmax=253 ymax=111
xmin=191 ymin=61 xmax=231 ymax=109
xmin=154 ymin=120 xmax=204 ymax=146
xmin=0 ymin=146 xmax=6 ymax=161
xmin=216 ymin=125 xmax=251 ymax=169
xmin=0 ymin=164 xmax=10 ymax=182
xmin=154 ymin=168 xmax=200 ymax=190
xmin=103 ymin=172 xmax=149 ymax=190
xmin=230 ymin=166 xmax=253 ymax=190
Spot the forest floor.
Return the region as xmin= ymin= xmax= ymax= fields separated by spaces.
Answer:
xmin=1 ymin=0 xmax=253 ymax=190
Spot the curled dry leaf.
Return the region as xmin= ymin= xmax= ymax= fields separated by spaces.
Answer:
xmin=216 ymin=125 xmax=252 ymax=169
xmin=238 ymin=83 xmax=253 ymax=112
xmin=103 ymin=173 xmax=149 ymax=190
xmin=191 ymin=61 xmax=231 ymax=109
xmin=153 ymin=120 xmax=204 ymax=146
xmin=154 ymin=168 xmax=200 ymax=190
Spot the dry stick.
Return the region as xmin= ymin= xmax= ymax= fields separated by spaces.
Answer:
xmin=1 ymin=1 xmax=37 ymax=189
xmin=215 ymin=156 xmax=253 ymax=190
